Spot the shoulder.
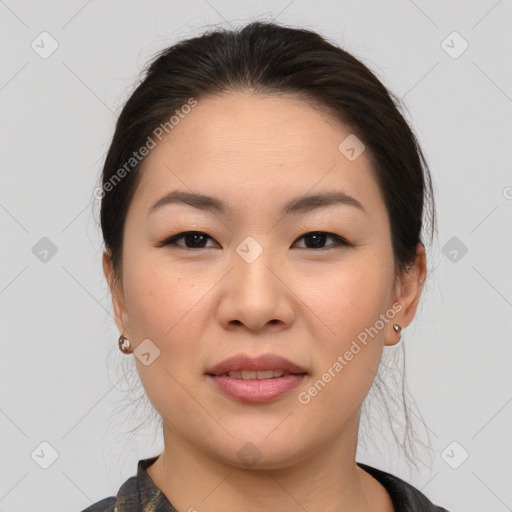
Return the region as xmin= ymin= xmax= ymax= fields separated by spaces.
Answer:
xmin=79 ymin=496 xmax=116 ymax=512
xmin=78 ymin=473 xmax=140 ymax=512
xmin=357 ymin=462 xmax=451 ymax=512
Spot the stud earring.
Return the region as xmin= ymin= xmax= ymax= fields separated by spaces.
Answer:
xmin=392 ymin=323 xmax=402 ymax=336
xmin=118 ymin=335 xmax=132 ymax=354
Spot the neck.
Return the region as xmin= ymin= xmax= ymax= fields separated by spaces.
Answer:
xmin=146 ymin=416 xmax=392 ymax=512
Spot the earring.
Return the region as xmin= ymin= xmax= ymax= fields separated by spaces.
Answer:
xmin=118 ymin=334 xmax=132 ymax=354
xmin=392 ymin=323 xmax=402 ymax=336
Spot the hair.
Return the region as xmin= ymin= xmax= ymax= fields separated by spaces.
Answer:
xmin=96 ymin=20 xmax=437 ymax=471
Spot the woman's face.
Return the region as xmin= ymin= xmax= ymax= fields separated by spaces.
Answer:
xmin=104 ymin=91 xmax=424 ymax=469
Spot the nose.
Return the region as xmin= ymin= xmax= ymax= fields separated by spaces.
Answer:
xmin=216 ymin=242 xmax=296 ymax=333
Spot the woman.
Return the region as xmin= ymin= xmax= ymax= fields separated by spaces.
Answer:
xmin=85 ymin=20 xmax=449 ymax=512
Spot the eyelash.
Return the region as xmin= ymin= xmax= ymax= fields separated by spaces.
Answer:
xmin=159 ymin=231 xmax=354 ymax=251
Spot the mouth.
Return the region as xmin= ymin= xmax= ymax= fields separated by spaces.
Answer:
xmin=206 ymin=353 xmax=307 ymax=403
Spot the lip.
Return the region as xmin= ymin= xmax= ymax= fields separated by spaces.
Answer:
xmin=206 ymin=353 xmax=307 ymax=376
xmin=208 ymin=374 xmax=306 ymax=403
xmin=206 ymin=353 xmax=307 ymax=403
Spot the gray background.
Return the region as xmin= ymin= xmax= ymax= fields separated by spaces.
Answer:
xmin=1 ymin=1 xmax=511 ymax=511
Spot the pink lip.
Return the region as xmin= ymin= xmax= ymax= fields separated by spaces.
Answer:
xmin=206 ymin=353 xmax=307 ymax=403
xmin=206 ymin=353 xmax=307 ymax=375
xmin=208 ymin=374 xmax=306 ymax=403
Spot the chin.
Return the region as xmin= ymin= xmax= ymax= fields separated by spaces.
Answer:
xmin=207 ymin=431 xmax=310 ymax=471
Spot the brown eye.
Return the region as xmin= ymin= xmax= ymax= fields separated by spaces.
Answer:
xmin=293 ymin=231 xmax=351 ymax=250
xmin=161 ymin=231 xmax=218 ymax=249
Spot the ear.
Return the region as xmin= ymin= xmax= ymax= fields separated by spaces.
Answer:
xmin=102 ymin=249 xmax=131 ymax=339
xmin=385 ymin=242 xmax=427 ymax=347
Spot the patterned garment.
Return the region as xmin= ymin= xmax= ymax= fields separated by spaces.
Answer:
xmin=81 ymin=456 xmax=451 ymax=512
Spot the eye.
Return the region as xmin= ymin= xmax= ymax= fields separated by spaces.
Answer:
xmin=160 ymin=230 xmax=352 ymax=250
xmin=160 ymin=231 xmax=219 ymax=249
xmin=292 ymin=231 xmax=352 ymax=250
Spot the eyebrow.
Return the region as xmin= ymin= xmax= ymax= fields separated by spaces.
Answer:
xmin=147 ymin=190 xmax=367 ymax=216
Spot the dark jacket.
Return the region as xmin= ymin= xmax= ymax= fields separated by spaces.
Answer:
xmin=81 ymin=456 xmax=451 ymax=511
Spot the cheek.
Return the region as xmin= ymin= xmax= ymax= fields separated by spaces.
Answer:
xmin=301 ymin=256 xmax=393 ymax=395
xmin=307 ymin=256 xmax=392 ymax=338
xmin=123 ymin=248 xmax=207 ymax=340
xmin=123 ymin=258 xmax=211 ymax=420
xmin=122 ymin=253 xmax=222 ymax=393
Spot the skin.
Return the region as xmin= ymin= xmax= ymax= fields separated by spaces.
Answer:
xmin=103 ymin=91 xmax=426 ymax=512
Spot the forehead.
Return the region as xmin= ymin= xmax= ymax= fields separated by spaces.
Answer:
xmin=132 ymin=91 xmax=387 ymax=221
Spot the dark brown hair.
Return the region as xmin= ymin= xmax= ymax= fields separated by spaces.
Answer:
xmin=97 ymin=20 xmax=437 ymax=467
